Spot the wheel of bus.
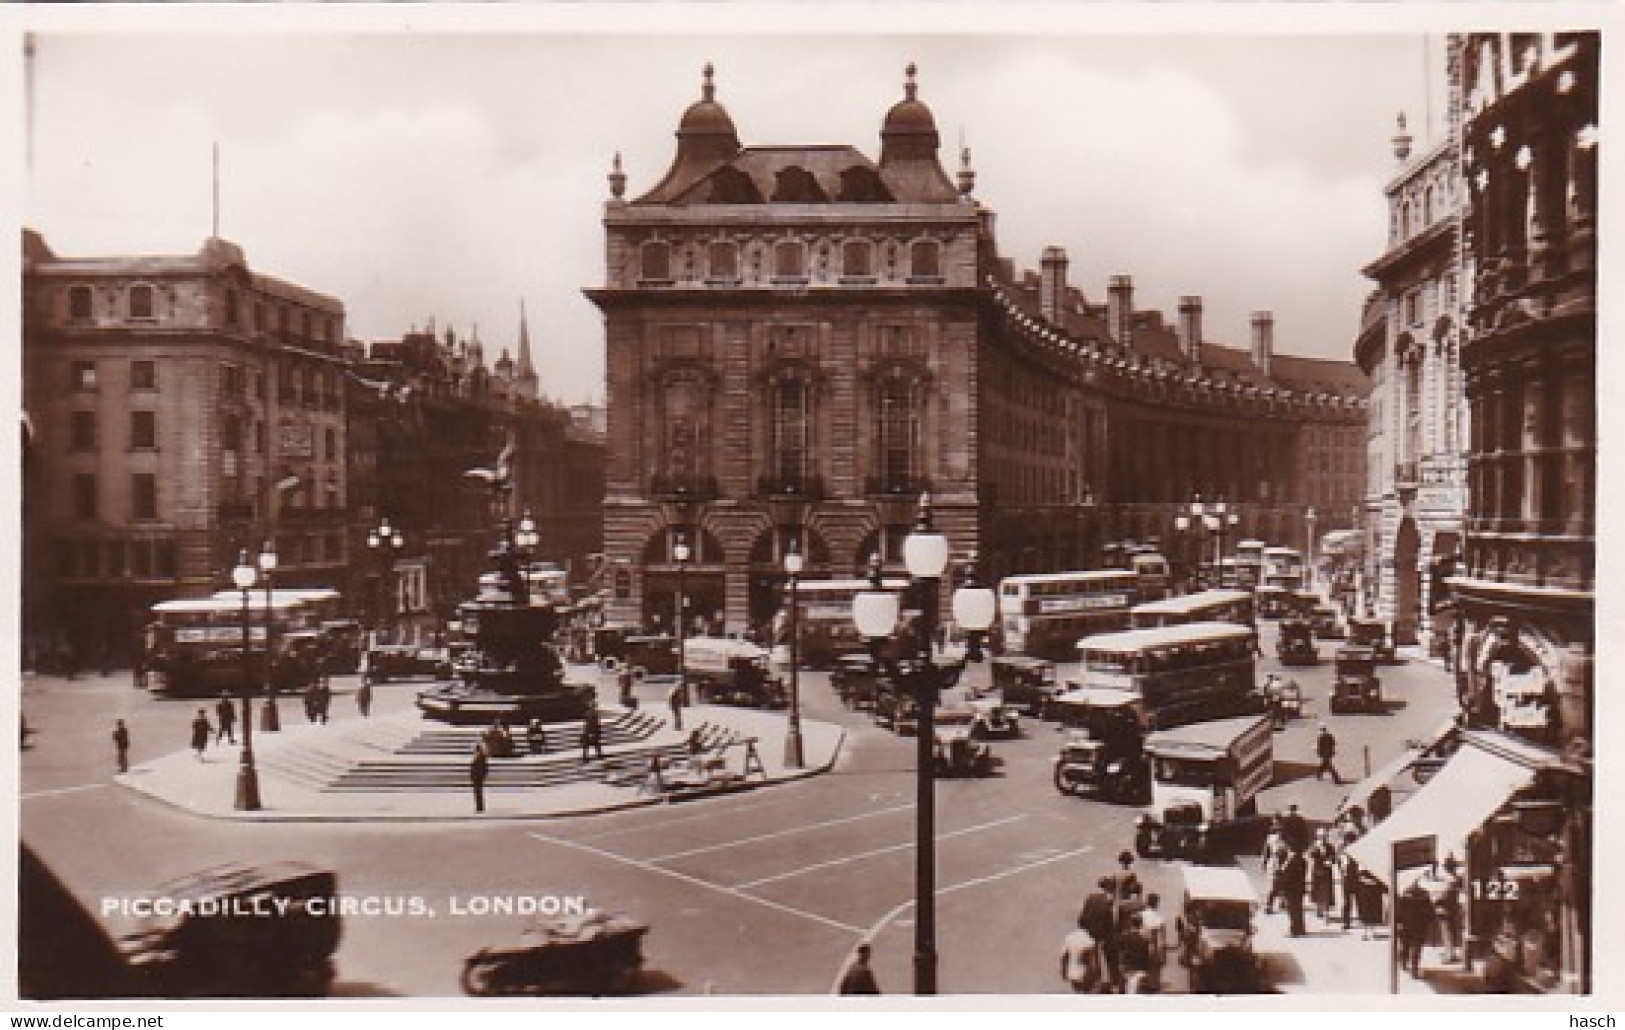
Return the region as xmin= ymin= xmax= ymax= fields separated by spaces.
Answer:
xmin=1052 ymin=764 xmax=1073 ymax=796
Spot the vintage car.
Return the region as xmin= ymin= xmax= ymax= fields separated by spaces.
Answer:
xmin=122 ymin=861 xmax=341 ymax=998
xmin=830 ymin=652 xmax=883 ymax=711
xmin=461 ymin=909 xmax=649 ymax=997
xmin=873 ymin=686 xmax=918 ymax=735
xmin=367 ymin=643 xmax=453 ymax=683
xmin=967 ymin=697 xmax=1020 ymax=739
xmin=932 ymin=708 xmax=996 ymax=777
xmin=990 ymin=656 xmax=1061 ymax=717
xmin=1346 ymin=616 xmax=1398 ymax=664
xmin=1176 ymin=864 xmax=1260 ymax=994
xmin=1275 ymin=618 xmax=1319 ymax=666
xmin=1254 ymin=585 xmax=1290 ymax=620
xmin=1309 ymin=603 xmax=1346 ymax=640
xmin=621 ymin=635 xmax=681 ymax=679
xmin=1261 ymin=674 xmax=1303 ymax=728
xmin=1053 ymin=730 xmax=1149 ymax=804
xmin=1330 ymin=645 xmax=1384 ymax=714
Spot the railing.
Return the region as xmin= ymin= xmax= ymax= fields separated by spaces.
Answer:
xmin=648 ymin=474 xmax=719 ymax=503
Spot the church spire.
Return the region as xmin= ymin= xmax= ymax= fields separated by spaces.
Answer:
xmin=516 ymin=298 xmax=539 ymax=401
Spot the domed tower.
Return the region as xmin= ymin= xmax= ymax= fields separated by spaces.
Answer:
xmin=637 ymin=64 xmax=742 ymax=203
xmin=877 ymin=63 xmax=958 ymax=201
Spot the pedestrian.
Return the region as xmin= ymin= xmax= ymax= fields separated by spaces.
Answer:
xmin=1315 ymin=723 xmax=1343 ymax=783
xmin=1079 ymin=880 xmax=1119 ymax=989
xmin=1396 ymin=882 xmax=1434 ymax=976
xmin=1280 ymin=803 xmax=1311 ymax=854
xmin=215 ymin=692 xmax=237 ymax=745
xmin=469 ymin=742 xmax=489 ymax=814
xmin=316 ymin=681 xmax=332 ymax=724
xmin=1281 ymin=846 xmax=1308 ymax=938
xmin=1339 ymin=833 xmax=1363 ymax=931
xmin=1117 ymin=913 xmax=1155 ymax=993
xmin=112 ymin=719 xmax=131 ymax=773
xmin=1138 ymin=893 xmax=1167 ymax=992
xmin=190 ymin=709 xmax=212 ymax=760
xmin=667 ymin=682 xmax=684 ymax=732
xmin=355 ymin=677 xmax=373 ymax=718
xmin=1308 ymin=830 xmax=1337 ymax=922
xmin=526 ymin=718 xmax=549 ymax=756
xmin=580 ymin=706 xmax=604 ymax=762
xmin=618 ymin=665 xmax=635 ymax=708
xmin=304 ymin=681 xmax=320 ymax=723
xmin=1435 ymin=855 xmax=1465 ymax=963
xmin=1264 ymin=836 xmax=1290 ymax=915
xmin=1060 ymin=914 xmax=1103 ymax=993
xmin=836 ymin=942 xmax=881 ymax=995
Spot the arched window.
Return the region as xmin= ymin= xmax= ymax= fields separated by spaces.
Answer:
xmin=909 ymin=239 xmax=942 ymax=281
xmin=128 ymin=284 xmax=155 ymax=320
xmin=641 ymin=241 xmax=672 ymax=283
xmin=876 ymin=374 xmax=921 ymax=492
xmin=771 ymin=375 xmax=812 ymax=488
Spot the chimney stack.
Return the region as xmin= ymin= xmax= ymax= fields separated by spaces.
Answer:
xmin=1041 ymin=246 xmax=1068 ymax=323
xmin=1178 ymin=296 xmax=1204 ymax=368
xmin=1251 ymin=310 xmax=1274 ymax=379
xmin=1107 ymin=275 xmax=1134 ymax=348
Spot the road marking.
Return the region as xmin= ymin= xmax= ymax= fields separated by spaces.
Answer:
xmin=527 ymin=831 xmax=866 ymax=934
xmin=834 ymin=842 xmax=1098 ymax=992
xmin=648 ymin=802 xmax=915 ymax=862
xmin=20 ymin=783 xmax=107 ymax=801
xmin=732 ymin=814 xmax=1026 ymax=890
xmin=573 ymin=791 xmax=813 ymax=842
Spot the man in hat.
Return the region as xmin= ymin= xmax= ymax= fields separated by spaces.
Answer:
xmin=1315 ymin=723 xmax=1343 ymax=784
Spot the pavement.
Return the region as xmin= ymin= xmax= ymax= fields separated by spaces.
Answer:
xmin=115 ymin=683 xmax=846 ymax=822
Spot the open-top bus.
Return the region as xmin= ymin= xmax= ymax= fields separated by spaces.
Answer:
xmin=1068 ymin=621 xmax=1261 ymax=731
xmin=997 ymin=570 xmax=1137 ymax=661
xmin=1130 ymin=588 xmax=1256 ymax=630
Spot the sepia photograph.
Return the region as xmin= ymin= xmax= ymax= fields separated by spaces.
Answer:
xmin=9 ymin=3 xmax=1611 ymax=1010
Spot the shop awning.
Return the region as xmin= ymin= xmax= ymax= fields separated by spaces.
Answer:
xmin=1347 ymin=740 xmax=1535 ymax=883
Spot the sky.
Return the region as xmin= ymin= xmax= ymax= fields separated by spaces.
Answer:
xmin=19 ymin=10 xmax=1466 ymax=406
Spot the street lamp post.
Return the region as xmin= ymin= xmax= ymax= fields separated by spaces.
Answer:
xmin=367 ymin=518 xmax=404 ymax=643
xmin=850 ymin=495 xmax=997 ymax=995
xmin=673 ymin=534 xmax=691 ymax=706
xmin=231 ymin=551 xmax=262 ymax=811
xmin=1305 ymin=506 xmax=1318 ymax=591
xmin=782 ymin=540 xmax=805 ymax=769
xmin=258 ymin=540 xmax=281 ymax=732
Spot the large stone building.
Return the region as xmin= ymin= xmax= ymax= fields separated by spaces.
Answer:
xmin=21 ymin=231 xmax=605 ymax=660
xmin=1357 ymin=111 xmax=1471 ymax=646
xmin=589 ymin=66 xmax=1368 ymax=635
xmin=22 ymin=231 xmax=351 ymax=662
xmin=1452 ymin=31 xmax=1595 ymax=993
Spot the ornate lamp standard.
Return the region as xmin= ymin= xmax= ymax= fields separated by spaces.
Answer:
xmin=231 ymin=551 xmax=262 ymax=811
xmin=367 ymin=517 xmax=404 ymax=642
xmin=257 ymin=540 xmax=281 ymax=732
xmin=515 ymin=510 xmax=540 ymax=559
xmin=673 ymin=534 xmax=691 ymax=706
xmin=782 ymin=540 xmax=805 ymax=769
xmin=850 ymin=495 xmax=997 ymax=994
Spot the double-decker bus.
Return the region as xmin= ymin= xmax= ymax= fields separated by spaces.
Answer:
xmin=1130 ymin=588 xmax=1256 ymax=630
xmin=781 ymin=577 xmax=909 ymax=669
xmin=1070 ymin=621 xmax=1259 ymax=731
xmin=1234 ymin=539 xmax=1267 ymax=588
xmin=146 ymin=593 xmax=324 ymax=697
xmin=1129 ymin=552 xmax=1172 ymax=602
xmin=997 ymin=570 xmax=1137 ymax=661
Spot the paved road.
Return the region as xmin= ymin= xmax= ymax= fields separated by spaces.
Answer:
xmin=19 ymin=620 xmax=1457 ymax=997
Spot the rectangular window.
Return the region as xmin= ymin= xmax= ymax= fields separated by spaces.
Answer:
xmin=128 ymin=285 xmax=155 ymax=320
xmin=774 ymin=241 xmax=806 ymax=281
xmin=69 ymin=285 xmax=93 ymax=320
xmin=131 ymin=360 xmax=157 ymax=390
xmin=132 ymin=473 xmax=158 ymax=520
xmin=130 ymin=410 xmax=156 ymax=450
xmin=70 ymin=411 xmax=96 ymax=452
xmin=707 ymin=242 xmax=739 ymax=281
xmin=131 ymin=540 xmax=153 ymax=577
xmin=325 ymin=427 xmax=337 ymax=463
xmin=72 ymin=361 xmax=97 ymax=391
xmin=72 ymin=473 xmax=97 ymax=520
